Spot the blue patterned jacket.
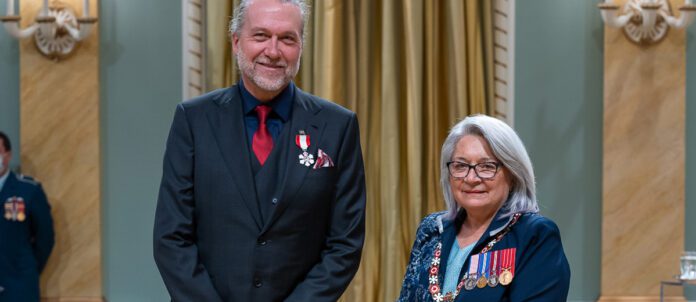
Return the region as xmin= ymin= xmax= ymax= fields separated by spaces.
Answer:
xmin=398 ymin=210 xmax=570 ymax=302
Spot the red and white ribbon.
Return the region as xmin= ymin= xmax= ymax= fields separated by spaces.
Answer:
xmin=468 ymin=254 xmax=479 ymax=277
xmin=295 ymin=133 xmax=310 ymax=151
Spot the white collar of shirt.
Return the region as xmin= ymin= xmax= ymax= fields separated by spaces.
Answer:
xmin=0 ymin=170 xmax=9 ymax=192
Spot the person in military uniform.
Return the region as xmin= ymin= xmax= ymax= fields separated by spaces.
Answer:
xmin=0 ymin=131 xmax=55 ymax=302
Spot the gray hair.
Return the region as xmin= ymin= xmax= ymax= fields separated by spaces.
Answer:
xmin=440 ymin=115 xmax=539 ymax=220
xmin=228 ymin=0 xmax=310 ymax=40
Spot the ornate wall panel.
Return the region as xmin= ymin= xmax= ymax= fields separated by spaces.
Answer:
xmin=18 ymin=0 xmax=102 ymax=300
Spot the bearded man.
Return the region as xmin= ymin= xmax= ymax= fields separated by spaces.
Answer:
xmin=153 ymin=0 xmax=366 ymax=301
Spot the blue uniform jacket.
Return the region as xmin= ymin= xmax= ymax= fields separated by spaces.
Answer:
xmin=398 ymin=210 xmax=570 ymax=302
xmin=0 ymin=172 xmax=55 ymax=302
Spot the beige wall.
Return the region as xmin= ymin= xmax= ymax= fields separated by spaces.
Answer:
xmin=19 ymin=0 xmax=102 ymax=300
xmin=600 ymin=0 xmax=685 ymax=301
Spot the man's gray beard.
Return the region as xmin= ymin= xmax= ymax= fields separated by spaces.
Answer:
xmin=236 ymin=50 xmax=300 ymax=92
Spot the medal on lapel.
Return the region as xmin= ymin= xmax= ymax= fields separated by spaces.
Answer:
xmin=488 ymin=250 xmax=499 ymax=287
xmin=464 ymin=254 xmax=478 ymax=290
xmin=4 ymin=196 xmax=25 ymax=222
xmin=499 ymin=248 xmax=516 ymax=286
xmin=476 ymin=251 xmax=489 ymax=288
xmin=3 ymin=198 xmax=11 ymax=220
xmin=296 ymin=130 xmax=314 ymax=167
xmin=16 ymin=198 xmax=25 ymax=222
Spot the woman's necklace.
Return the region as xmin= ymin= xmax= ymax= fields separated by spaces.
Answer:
xmin=427 ymin=213 xmax=521 ymax=302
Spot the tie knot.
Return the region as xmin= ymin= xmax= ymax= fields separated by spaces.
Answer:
xmin=255 ymin=105 xmax=272 ymax=122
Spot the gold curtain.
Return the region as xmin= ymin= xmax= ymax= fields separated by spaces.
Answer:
xmin=206 ymin=0 xmax=238 ymax=89
xmin=206 ymin=0 xmax=493 ymax=300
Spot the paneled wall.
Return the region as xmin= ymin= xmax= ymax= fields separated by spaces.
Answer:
xmin=0 ymin=9 xmax=19 ymax=170
xmin=517 ymin=1 xmax=696 ymax=301
xmin=600 ymin=1 xmax=685 ymax=300
xmin=18 ymin=0 xmax=102 ymax=300
xmin=99 ymin=0 xmax=180 ymax=300
xmin=685 ymin=23 xmax=696 ymax=300
xmin=515 ymin=1 xmax=604 ymax=301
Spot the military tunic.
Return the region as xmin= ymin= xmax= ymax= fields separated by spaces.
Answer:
xmin=0 ymin=172 xmax=55 ymax=302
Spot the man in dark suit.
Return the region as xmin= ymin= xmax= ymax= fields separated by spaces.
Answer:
xmin=153 ymin=0 xmax=366 ymax=301
xmin=0 ymin=131 xmax=55 ymax=302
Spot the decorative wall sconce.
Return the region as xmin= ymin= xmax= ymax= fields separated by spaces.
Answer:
xmin=1 ymin=0 xmax=97 ymax=60
xmin=598 ymin=0 xmax=696 ymax=44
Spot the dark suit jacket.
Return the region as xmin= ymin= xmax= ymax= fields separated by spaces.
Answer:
xmin=0 ymin=172 xmax=55 ymax=302
xmin=154 ymin=84 xmax=366 ymax=302
xmin=398 ymin=210 xmax=570 ymax=302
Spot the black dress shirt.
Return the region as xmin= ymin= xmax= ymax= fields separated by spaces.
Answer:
xmin=239 ymin=80 xmax=294 ymax=148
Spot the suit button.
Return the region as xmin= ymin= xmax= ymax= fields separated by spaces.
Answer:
xmin=271 ymin=198 xmax=278 ymax=205
xmin=254 ymin=278 xmax=262 ymax=288
xmin=258 ymin=239 xmax=267 ymax=246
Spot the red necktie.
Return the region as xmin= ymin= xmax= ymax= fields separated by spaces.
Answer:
xmin=252 ymin=105 xmax=273 ymax=165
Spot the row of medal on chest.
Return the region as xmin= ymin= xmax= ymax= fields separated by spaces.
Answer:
xmin=430 ymin=246 xmax=517 ymax=292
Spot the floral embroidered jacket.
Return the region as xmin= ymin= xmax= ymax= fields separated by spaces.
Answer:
xmin=397 ymin=210 xmax=570 ymax=302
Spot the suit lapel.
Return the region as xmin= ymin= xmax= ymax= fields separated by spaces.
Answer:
xmin=261 ymin=89 xmax=326 ymax=234
xmin=206 ymin=86 xmax=263 ymax=230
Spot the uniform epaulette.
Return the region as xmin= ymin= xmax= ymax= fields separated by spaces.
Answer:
xmin=16 ymin=174 xmax=40 ymax=186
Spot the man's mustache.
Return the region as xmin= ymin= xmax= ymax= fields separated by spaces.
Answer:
xmin=255 ymin=56 xmax=288 ymax=68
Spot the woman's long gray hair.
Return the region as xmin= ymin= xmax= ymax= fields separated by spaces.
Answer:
xmin=440 ymin=115 xmax=539 ymax=220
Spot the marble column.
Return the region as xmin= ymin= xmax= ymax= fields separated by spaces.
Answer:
xmin=19 ymin=0 xmax=102 ymax=301
xmin=600 ymin=0 xmax=685 ymax=301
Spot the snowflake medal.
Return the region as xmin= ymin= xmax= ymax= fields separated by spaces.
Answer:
xmin=295 ymin=130 xmax=314 ymax=167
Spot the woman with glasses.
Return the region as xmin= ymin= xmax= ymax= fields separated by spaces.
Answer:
xmin=398 ymin=115 xmax=570 ymax=302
